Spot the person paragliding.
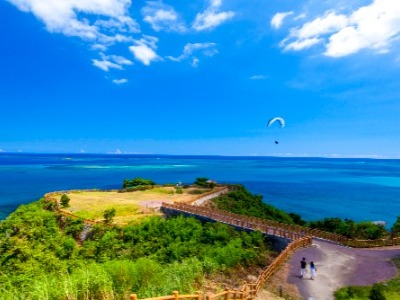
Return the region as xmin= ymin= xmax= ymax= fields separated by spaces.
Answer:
xmin=267 ymin=117 xmax=285 ymax=128
xmin=268 ymin=117 xmax=285 ymax=144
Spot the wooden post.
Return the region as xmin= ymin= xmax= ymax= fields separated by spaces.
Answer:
xmin=196 ymin=291 xmax=203 ymax=300
xmin=225 ymin=288 xmax=230 ymax=300
xmin=173 ymin=291 xmax=179 ymax=300
xmin=242 ymin=285 xmax=247 ymax=300
xmin=130 ymin=294 xmax=138 ymax=300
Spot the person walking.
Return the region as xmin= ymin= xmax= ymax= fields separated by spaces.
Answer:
xmin=300 ymin=257 xmax=307 ymax=278
xmin=309 ymin=261 xmax=317 ymax=280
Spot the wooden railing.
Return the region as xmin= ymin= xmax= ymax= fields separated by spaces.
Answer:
xmin=130 ymin=291 xmax=203 ymax=300
xmin=163 ymin=203 xmax=400 ymax=248
xmin=162 ymin=202 xmax=307 ymax=241
xmin=129 ymin=236 xmax=312 ymax=300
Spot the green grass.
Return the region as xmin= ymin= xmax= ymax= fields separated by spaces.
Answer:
xmin=335 ymin=259 xmax=400 ymax=299
xmin=151 ymin=187 xmax=175 ymax=194
xmin=73 ymin=204 xmax=140 ymax=221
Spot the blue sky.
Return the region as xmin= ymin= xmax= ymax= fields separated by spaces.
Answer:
xmin=1 ymin=0 xmax=400 ymax=157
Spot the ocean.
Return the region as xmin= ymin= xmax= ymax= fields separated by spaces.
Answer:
xmin=0 ymin=153 xmax=399 ymax=227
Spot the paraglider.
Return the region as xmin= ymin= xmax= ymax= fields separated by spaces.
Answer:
xmin=267 ymin=117 xmax=285 ymax=128
xmin=267 ymin=117 xmax=285 ymax=144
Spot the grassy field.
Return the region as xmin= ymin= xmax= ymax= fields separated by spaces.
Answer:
xmin=56 ymin=186 xmax=214 ymax=225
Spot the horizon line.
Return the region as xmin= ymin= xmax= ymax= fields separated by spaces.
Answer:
xmin=0 ymin=151 xmax=397 ymax=160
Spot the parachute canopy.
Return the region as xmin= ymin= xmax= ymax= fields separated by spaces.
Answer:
xmin=267 ymin=117 xmax=285 ymax=128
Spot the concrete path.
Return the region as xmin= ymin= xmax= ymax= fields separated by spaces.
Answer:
xmin=286 ymin=240 xmax=400 ymax=300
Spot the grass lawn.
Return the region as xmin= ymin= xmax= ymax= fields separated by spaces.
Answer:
xmin=56 ymin=186 xmax=215 ymax=225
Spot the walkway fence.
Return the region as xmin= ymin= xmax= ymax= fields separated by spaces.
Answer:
xmin=129 ymin=236 xmax=312 ymax=300
xmin=162 ymin=202 xmax=400 ymax=248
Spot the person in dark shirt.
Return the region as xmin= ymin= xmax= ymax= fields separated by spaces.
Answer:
xmin=300 ymin=257 xmax=307 ymax=278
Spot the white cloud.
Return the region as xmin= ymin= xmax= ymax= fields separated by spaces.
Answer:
xmin=294 ymin=13 xmax=307 ymax=21
xmin=112 ymin=78 xmax=128 ymax=85
xmin=92 ymin=44 xmax=108 ymax=51
xmin=192 ymin=0 xmax=235 ymax=31
xmin=129 ymin=36 xmax=160 ymax=65
xmin=283 ymin=37 xmax=322 ymax=51
xmin=326 ymin=0 xmax=400 ymax=57
xmin=271 ymin=11 xmax=294 ymax=29
xmin=249 ymin=75 xmax=268 ymax=80
xmin=92 ymin=54 xmax=133 ymax=71
xmin=142 ymin=1 xmax=186 ymax=32
xmin=93 ymin=59 xmax=122 ymax=71
xmin=7 ymin=0 xmax=139 ymax=43
xmin=297 ymin=12 xmax=348 ymax=40
xmin=167 ymin=42 xmax=218 ymax=65
xmin=282 ymin=12 xmax=347 ymax=51
xmin=280 ymin=0 xmax=400 ymax=57
xmin=191 ymin=58 xmax=200 ymax=67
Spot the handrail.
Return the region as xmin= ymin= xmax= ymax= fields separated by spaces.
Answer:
xmin=162 ymin=202 xmax=400 ymax=248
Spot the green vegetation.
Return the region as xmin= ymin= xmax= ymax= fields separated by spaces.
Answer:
xmin=194 ymin=177 xmax=217 ymax=188
xmin=0 ymin=197 xmax=273 ymax=299
xmin=335 ymin=259 xmax=400 ymax=299
xmin=123 ymin=177 xmax=156 ymax=189
xmin=307 ymin=218 xmax=387 ymax=240
xmin=60 ymin=193 xmax=70 ymax=208
xmin=211 ymin=184 xmax=302 ymax=224
xmin=391 ymin=216 xmax=400 ymax=237
xmin=103 ymin=207 xmax=116 ymax=224
xmin=188 ymin=188 xmax=211 ymax=195
xmin=211 ymin=185 xmax=392 ymax=240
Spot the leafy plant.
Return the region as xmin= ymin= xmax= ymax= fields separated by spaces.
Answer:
xmin=60 ymin=193 xmax=70 ymax=208
xmin=103 ymin=208 xmax=116 ymax=224
xmin=123 ymin=178 xmax=155 ymax=189
xmin=211 ymin=185 xmax=298 ymax=224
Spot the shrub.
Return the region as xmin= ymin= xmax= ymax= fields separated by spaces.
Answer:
xmin=123 ymin=178 xmax=155 ymax=189
xmin=391 ymin=216 xmax=400 ymax=237
xmin=60 ymin=194 xmax=70 ymax=208
xmin=211 ymin=185 xmax=296 ymax=224
xmin=194 ymin=177 xmax=216 ymax=188
xmin=103 ymin=208 xmax=116 ymax=224
xmin=370 ymin=284 xmax=386 ymax=300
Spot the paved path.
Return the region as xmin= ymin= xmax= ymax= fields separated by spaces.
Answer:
xmin=287 ymin=240 xmax=400 ymax=300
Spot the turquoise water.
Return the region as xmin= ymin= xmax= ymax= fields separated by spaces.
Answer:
xmin=0 ymin=153 xmax=399 ymax=227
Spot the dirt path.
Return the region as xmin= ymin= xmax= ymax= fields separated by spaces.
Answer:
xmin=286 ymin=239 xmax=400 ymax=300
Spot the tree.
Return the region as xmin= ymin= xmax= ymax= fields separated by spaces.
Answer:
xmin=369 ymin=284 xmax=386 ymax=300
xmin=194 ymin=177 xmax=209 ymax=187
xmin=103 ymin=208 xmax=116 ymax=224
xmin=391 ymin=216 xmax=400 ymax=237
xmin=123 ymin=178 xmax=155 ymax=189
xmin=194 ymin=177 xmax=216 ymax=188
xmin=60 ymin=194 xmax=70 ymax=208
